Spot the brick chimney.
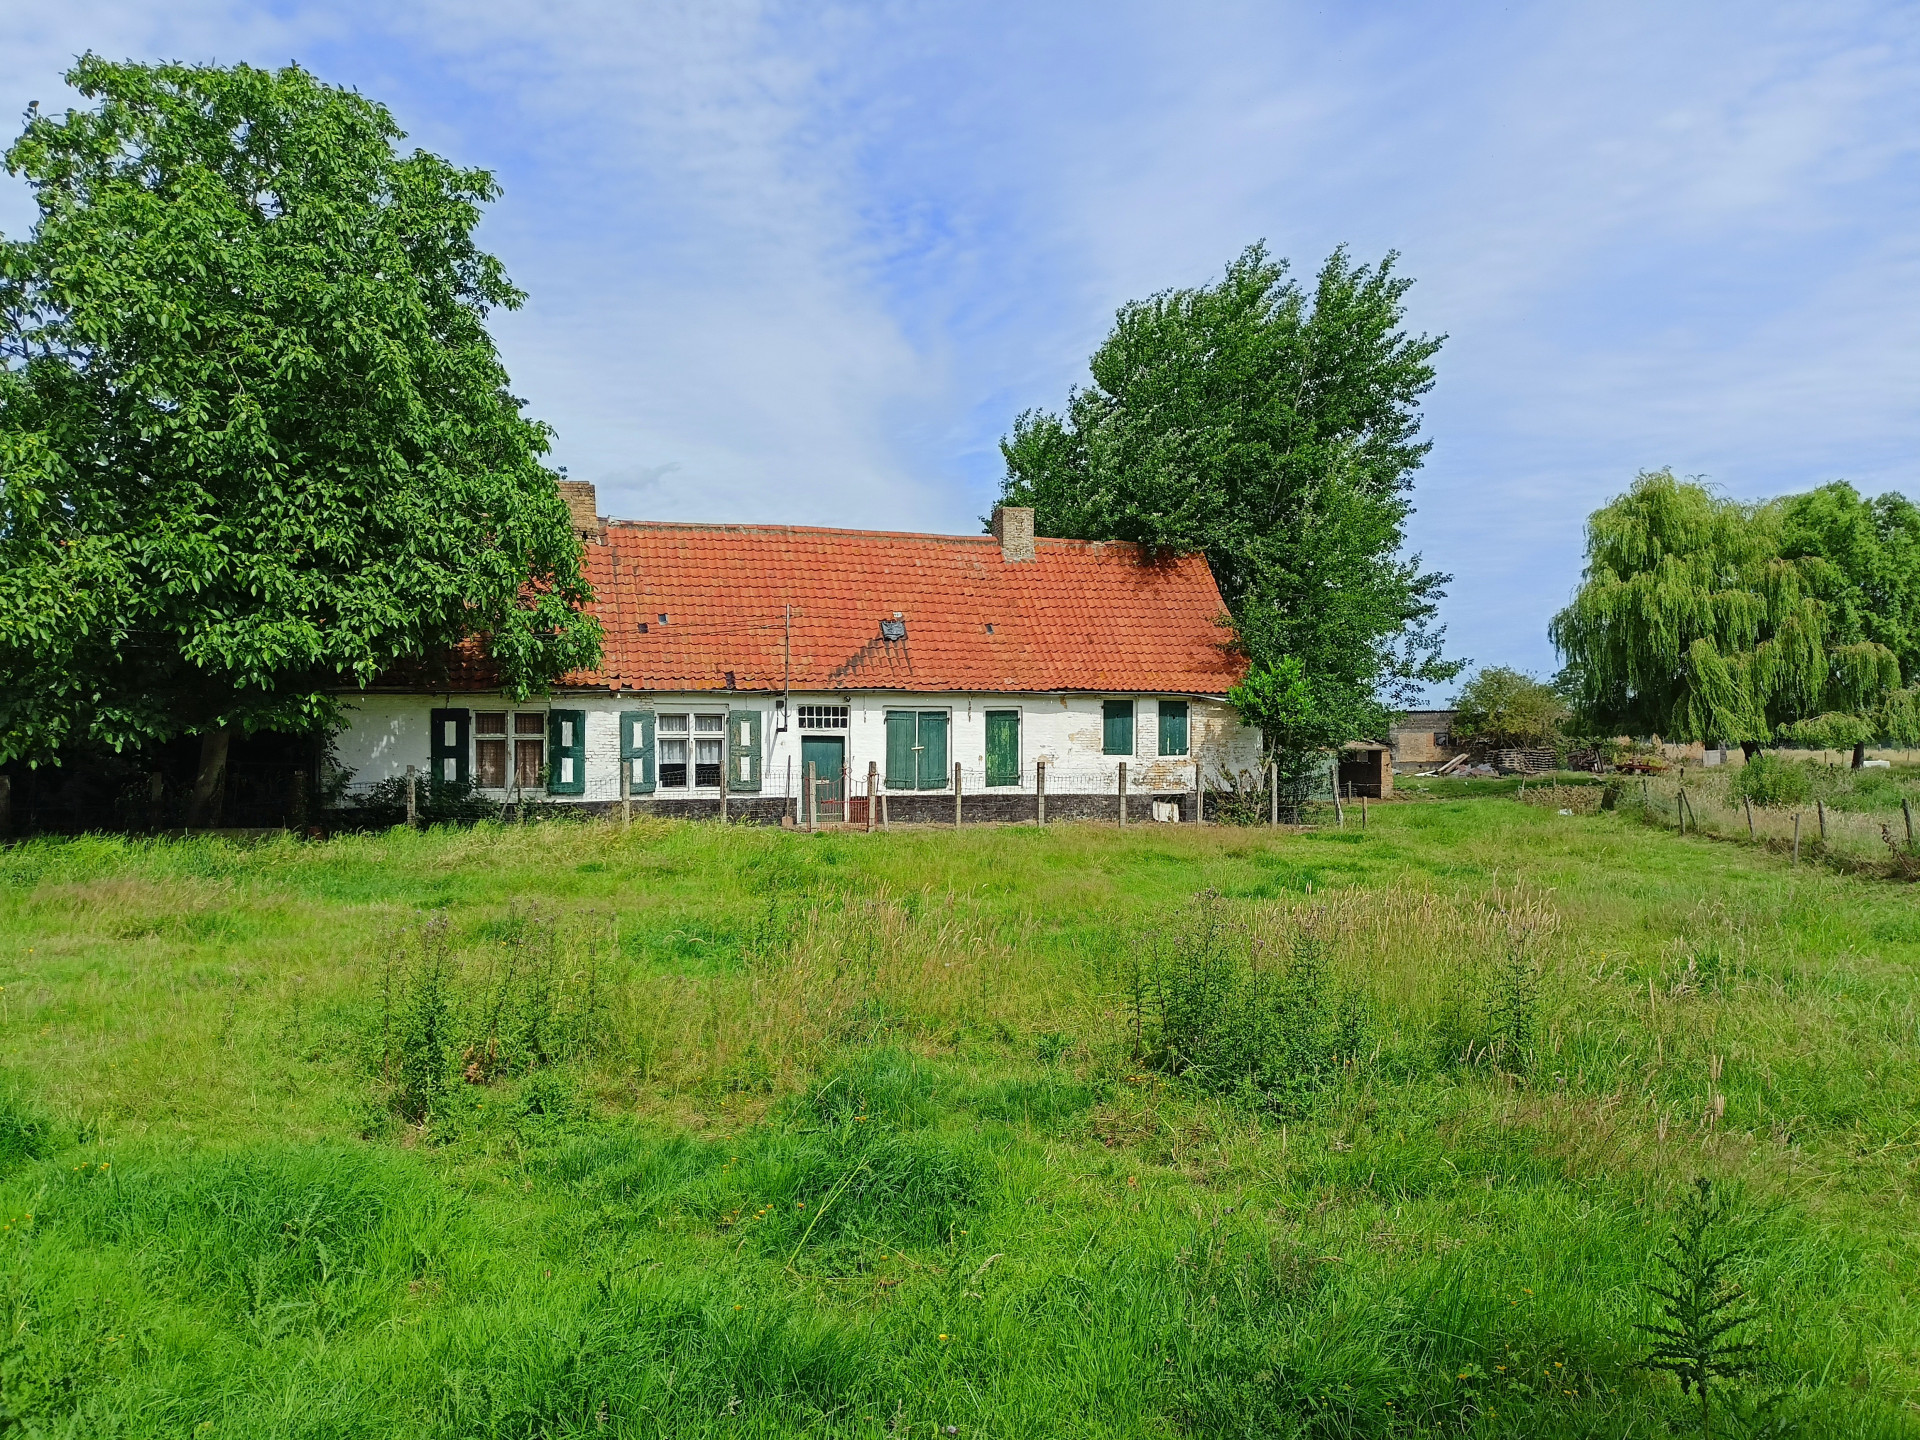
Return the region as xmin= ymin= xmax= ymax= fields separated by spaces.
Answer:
xmin=557 ymin=480 xmax=603 ymax=543
xmin=990 ymin=504 xmax=1035 ymax=562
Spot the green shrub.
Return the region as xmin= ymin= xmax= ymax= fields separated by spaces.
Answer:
xmin=1731 ymin=753 xmax=1812 ymax=808
xmin=381 ymin=917 xmax=458 ymax=1123
xmin=334 ymin=774 xmax=501 ymax=829
xmin=1130 ymin=893 xmax=1367 ymax=1109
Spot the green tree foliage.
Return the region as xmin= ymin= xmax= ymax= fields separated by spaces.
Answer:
xmin=1450 ymin=666 xmax=1568 ymax=750
xmin=1552 ymin=471 xmax=1914 ymax=755
xmin=1778 ymin=482 xmax=1920 ymax=682
xmin=0 ymin=58 xmax=600 ymax=780
xmin=998 ymin=243 xmax=1459 ymax=763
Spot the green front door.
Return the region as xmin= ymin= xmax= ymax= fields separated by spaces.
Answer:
xmin=800 ymin=736 xmax=845 ymax=819
xmin=985 ymin=710 xmax=1020 ymax=787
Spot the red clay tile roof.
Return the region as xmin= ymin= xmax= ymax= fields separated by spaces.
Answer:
xmin=419 ymin=521 xmax=1246 ymax=696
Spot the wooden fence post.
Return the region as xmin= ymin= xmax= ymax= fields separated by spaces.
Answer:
xmin=1269 ymin=763 xmax=1278 ymax=826
xmin=405 ymin=766 xmax=418 ymax=829
xmin=953 ymin=762 xmax=962 ymax=826
xmin=806 ymin=762 xmax=816 ymax=833
xmin=1816 ymin=798 xmax=1825 ymax=842
xmin=1036 ymin=760 xmax=1047 ymax=827
xmin=1360 ymin=793 xmax=1368 ymax=832
xmin=1332 ymin=771 xmax=1344 ymax=829
xmin=866 ymin=762 xmax=877 ymax=834
xmin=622 ymin=753 xmax=633 ymax=826
xmin=1905 ymin=797 xmax=1915 ymax=849
xmin=1792 ymin=812 xmax=1801 ymax=866
xmin=1744 ymin=797 xmax=1754 ymax=838
xmin=881 ymin=790 xmax=890 ymax=829
xmin=1118 ymin=762 xmax=1127 ymax=827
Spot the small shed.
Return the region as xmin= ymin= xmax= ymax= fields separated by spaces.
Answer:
xmin=1337 ymin=741 xmax=1393 ymax=799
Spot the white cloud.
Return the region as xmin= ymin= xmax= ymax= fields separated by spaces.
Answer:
xmin=4 ymin=0 xmax=1916 ymax=690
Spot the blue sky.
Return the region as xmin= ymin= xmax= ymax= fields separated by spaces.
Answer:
xmin=6 ymin=2 xmax=1917 ymax=697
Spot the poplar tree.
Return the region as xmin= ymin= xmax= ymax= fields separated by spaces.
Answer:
xmin=1552 ymin=471 xmax=1916 ymax=763
xmin=998 ymin=243 xmax=1459 ymax=775
xmin=0 ymin=58 xmax=600 ymax=819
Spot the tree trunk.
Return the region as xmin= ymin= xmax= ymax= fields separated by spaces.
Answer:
xmin=1852 ymin=740 xmax=1866 ymax=770
xmin=186 ymin=727 xmax=231 ymax=829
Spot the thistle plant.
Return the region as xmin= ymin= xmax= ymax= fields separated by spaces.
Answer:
xmin=1637 ymin=1177 xmax=1763 ymax=1435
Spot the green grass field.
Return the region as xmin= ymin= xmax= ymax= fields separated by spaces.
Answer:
xmin=2 ymin=798 xmax=1916 ymax=1437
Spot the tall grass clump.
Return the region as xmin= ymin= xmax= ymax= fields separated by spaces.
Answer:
xmin=381 ymin=916 xmax=458 ymax=1123
xmin=1484 ymin=924 xmax=1541 ymax=1068
xmin=1129 ymin=892 xmax=1367 ymax=1109
xmin=378 ymin=906 xmax=614 ymax=1122
xmin=0 ymin=1091 xmax=61 ymax=1174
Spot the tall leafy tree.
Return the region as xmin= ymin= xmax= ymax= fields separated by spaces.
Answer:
xmin=1778 ymin=482 xmax=1920 ymax=681
xmin=0 ymin=58 xmax=599 ymax=817
xmin=1552 ymin=470 xmax=1915 ymax=763
xmin=998 ymin=243 xmax=1459 ymax=782
xmin=1450 ymin=666 xmax=1568 ymax=751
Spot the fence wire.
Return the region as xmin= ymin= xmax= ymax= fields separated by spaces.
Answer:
xmin=1613 ymin=774 xmax=1918 ymax=871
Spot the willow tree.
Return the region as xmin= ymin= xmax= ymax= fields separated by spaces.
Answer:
xmin=0 ymin=58 xmax=599 ymax=819
xmin=1551 ymin=471 xmax=1914 ymax=763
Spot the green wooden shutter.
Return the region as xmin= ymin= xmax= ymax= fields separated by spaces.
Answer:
xmin=429 ymin=708 xmax=470 ymax=786
xmin=1158 ymin=700 xmax=1189 ymax=756
xmin=985 ymin=710 xmax=1020 ymax=787
xmin=547 ymin=709 xmax=586 ymax=795
xmin=620 ymin=710 xmax=656 ymax=794
xmin=917 ymin=711 xmax=949 ymax=790
xmin=885 ymin=711 xmax=916 ymax=789
xmin=1102 ymin=700 xmax=1134 ymax=755
xmin=728 ymin=709 xmax=763 ymax=792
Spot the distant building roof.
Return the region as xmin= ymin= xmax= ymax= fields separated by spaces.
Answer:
xmin=413 ymin=520 xmax=1246 ymax=697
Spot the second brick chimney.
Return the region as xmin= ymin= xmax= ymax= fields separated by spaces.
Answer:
xmin=990 ymin=504 xmax=1035 ymax=562
xmin=557 ymin=480 xmax=604 ymax=543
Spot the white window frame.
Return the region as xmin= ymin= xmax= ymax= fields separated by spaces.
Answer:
xmin=470 ymin=708 xmax=549 ymax=792
xmin=655 ymin=709 xmax=728 ymax=791
xmin=797 ymin=703 xmax=850 ymax=731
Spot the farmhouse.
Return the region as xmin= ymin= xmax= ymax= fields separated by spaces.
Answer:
xmin=331 ymin=491 xmax=1262 ymax=822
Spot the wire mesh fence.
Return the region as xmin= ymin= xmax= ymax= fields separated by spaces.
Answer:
xmin=1605 ymin=773 xmax=1919 ymax=874
xmin=319 ymin=757 xmax=1357 ymax=830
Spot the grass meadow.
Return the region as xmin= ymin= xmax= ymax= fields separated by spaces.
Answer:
xmin=1 ymin=793 xmax=1917 ymax=1437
